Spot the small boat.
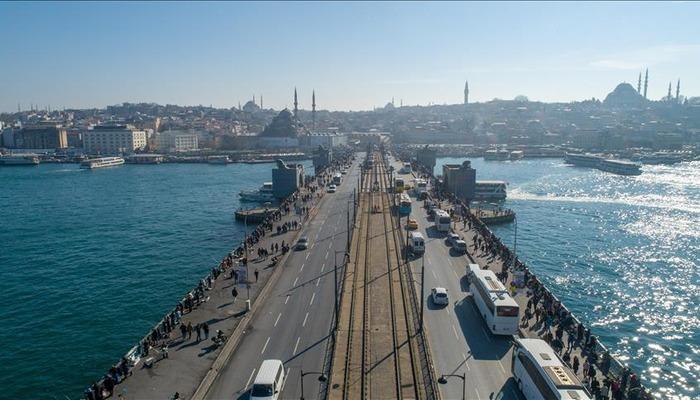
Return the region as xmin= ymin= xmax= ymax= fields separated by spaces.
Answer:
xmin=484 ymin=149 xmax=510 ymax=161
xmin=510 ymin=150 xmax=524 ymax=160
xmin=0 ymin=154 xmax=40 ymax=166
xmin=239 ymin=182 xmax=276 ymax=202
xmin=80 ymin=157 xmax=125 ymax=169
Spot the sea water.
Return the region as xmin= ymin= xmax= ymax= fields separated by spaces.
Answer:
xmin=435 ymin=157 xmax=699 ymax=399
xmin=0 ymin=161 xmax=312 ymax=399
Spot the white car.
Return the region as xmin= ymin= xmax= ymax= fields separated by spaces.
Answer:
xmin=447 ymin=233 xmax=460 ymax=246
xmin=431 ymin=287 xmax=449 ymax=305
xmin=328 ymin=184 xmax=337 ymax=193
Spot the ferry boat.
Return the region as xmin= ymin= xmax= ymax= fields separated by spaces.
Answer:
xmin=635 ymin=152 xmax=686 ymax=165
xmin=598 ymin=159 xmax=642 ymax=176
xmin=474 ymin=180 xmax=507 ymax=201
xmin=484 ymin=149 xmax=510 ymax=161
xmin=564 ymin=153 xmax=603 ymax=168
xmin=509 ymin=150 xmax=524 ymax=160
xmin=0 ymin=154 xmax=40 ymax=166
xmin=239 ymin=182 xmax=276 ymax=202
xmin=80 ymin=157 xmax=125 ymax=169
xmin=126 ymin=154 xmax=164 ymax=164
xmin=208 ymin=155 xmax=232 ymax=164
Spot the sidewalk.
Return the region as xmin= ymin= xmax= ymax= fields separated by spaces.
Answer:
xmin=100 ymin=184 xmax=326 ymax=400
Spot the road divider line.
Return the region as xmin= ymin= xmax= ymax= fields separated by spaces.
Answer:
xmin=452 ymin=324 xmax=459 ymax=339
xmin=475 ymin=388 xmax=481 ymax=400
xmin=302 ymin=312 xmax=309 ymax=327
xmin=293 ymin=277 xmax=299 ymax=287
xmin=462 ymin=353 xmax=470 ymax=371
xmin=261 ymin=337 xmax=270 ymax=354
xmin=245 ymin=368 xmax=256 ymax=390
xmin=305 ymin=253 xmax=310 ymax=260
xmin=309 ymin=292 xmax=316 ymax=306
xmin=285 ymin=295 xmax=290 ymax=304
xmin=321 ymin=263 xmax=325 ymax=272
xmin=293 ymin=336 xmax=301 ymax=355
xmin=431 ymin=270 xmax=438 ymax=279
xmin=316 ymin=278 xmax=321 ymax=287
xmin=325 ymin=251 xmax=329 ymax=260
xmin=300 ymin=263 xmax=305 ymax=272
xmin=274 ymin=313 xmax=282 ymax=327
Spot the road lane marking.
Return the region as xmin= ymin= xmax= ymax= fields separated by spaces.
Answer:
xmin=300 ymin=263 xmax=305 ymax=272
xmin=325 ymin=251 xmax=329 ymax=260
xmin=446 ymin=307 xmax=451 ymax=315
xmin=285 ymin=295 xmax=290 ymax=304
xmin=306 ymin=253 xmax=310 ymax=260
xmin=328 ymin=242 xmax=332 ymax=249
xmin=309 ymin=292 xmax=316 ymax=306
xmin=321 ymin=263 xmax=325 ymax=272
xmin=303 ymin=312 xmax=309 ymax=327
xmin=293 ymin=336 xmax=301 ymax=355
xmin=261 ymin=337 xmax=270 ymax=354
xmin=475 ymin=388 xmax=481 ymax=400
xmin=245 ymin=368 xmax=257 ymax=390
xmin=274 ymin=313 xmax=282 ymax=327
xmin=431 ymin=270 xmax=438 ymax=279
xmin=452 ymin=269 xmax=459 ymax=278
xmin=316 ymin=278 xmax=321 ymax=286
xmin=498 ymin=360 xmax=506 ymax=374
xmin=462 ymin=353 xmax=471 ymax=371
xmin=452 ymin=325 xmax=459 ymax=339
xmin=293 ymin=277 xmax=299 ymax=287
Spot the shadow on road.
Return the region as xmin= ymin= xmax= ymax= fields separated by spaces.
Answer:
xmin=453 ymin=297 xmax=511 ymax=360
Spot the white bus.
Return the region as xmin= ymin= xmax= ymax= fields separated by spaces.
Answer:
xmin=434 ymin=209 xmax=452 ymax=232
xmin=467 ymin=263 xmax=519 ymax=335
xmin=400 ymin=162 xmax=412 ymax=174
xmin=512 ymin=338 xmax=592 ymax=400
xmin=413 ymin=178 xmax=428 ymax=196
xmin=333 ymin=173 xmax=342 ymax=185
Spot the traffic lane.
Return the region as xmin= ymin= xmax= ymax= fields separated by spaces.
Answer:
xmin=205 ymin=196 xmax=344 ymax=398
xmin=408 ymin=211 xmax=523 ymax=400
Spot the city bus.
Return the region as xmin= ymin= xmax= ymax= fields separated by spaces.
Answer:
xmin=413 ymin=178 xmax=428 ymax=197
xmin=512 ymin=338 xmax=592 ymax=400
xmin=333 ymin=173 xmax=342 ymax=185
xmin=400 ymin=162 xmax=412 ymax=174
xmin=398 ymin=192 xmax=412 ymax=215
xmin=467 ymin=263 xmax=519 ymax=335
xmin=434 ymin=209 xmax=452 ymax=232
xmin=394 ymin=178 xmax=405 ymax=193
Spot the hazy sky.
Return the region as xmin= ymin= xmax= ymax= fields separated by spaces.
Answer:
xmin=1 ymin=1 xmax=699 ymax=112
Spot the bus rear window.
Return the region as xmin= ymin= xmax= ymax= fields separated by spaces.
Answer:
xmin=497 ymin=306 xmax=519 ymax=317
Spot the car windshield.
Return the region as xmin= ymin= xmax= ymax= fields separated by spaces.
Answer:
xmin=299 ymin=238 xmax=307 ymax=242
xmin=251 ymin=384 xmax=274 ymax=397
xmin=436 ymin=293 xmax=447 ymax=298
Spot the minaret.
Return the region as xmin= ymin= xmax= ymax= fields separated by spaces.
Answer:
xmin=676 ymin=79 xmax=680 ymax=103
xmin=311 ymin=90 xmax=316 ymax=131
xmin=293 ymin=87 xmax=298 ymax=119
xmin=464 ymin=80 xmax=469 ymax=105
xmin=667 ymin=81 xmax=672 ymax=101
xmin=637 ymin=72 xmax=642 ymax=93
xmin=643 ymin=69 xmax=648 ymax=99
xmin=253 ymin=94 xmax=256 ymax=105
xmin=260 ymin=95 xmax=263 ymax=109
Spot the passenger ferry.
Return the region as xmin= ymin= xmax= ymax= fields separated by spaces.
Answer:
xmin=239 ymin=182 xmax=276 ymax=203
xmin=79 ymin=157 xmax=125 ymax=169
xmin=474 ymin=180 xmax=507 ymax=201
xmin=208 ymin=155 xmax=232 ymax=164
xmin=125 ymin=154 xmax=164 ymax=164
xmin=0 ymin=154 xmax=40 ymax=166
xmin=564 ymin=153 xmax=603 ymax=168
xmin=634 ymin=152 xmax=686 ymax=165
xmin=484 ymin=149 xmax=510 ymax=161
xmin=510 ymin=150 xmax=524 ymax=160
xmin=598 ymin=159 xmax=642 ymax=176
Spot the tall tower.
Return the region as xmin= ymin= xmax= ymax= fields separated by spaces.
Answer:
xmin=676 ymin=79 xmax=680 ymax=103
xmin=643 ymin=69 xmax=649 ymax=99
xmin=667 ymin=81 xmax=672 ymax=101
xmin=464 ymin=80 xmax=469 ymax=105
xmin=253 ymin=94 xmax=256 ymax=105
xmin=637 ymin=72 xmax=642 ymax=93
xmin=293 ymin=87 xmax=299 ymax=119
xmin=311 ymin=90 xmax=316 ymax=131
xmin=260 ymin=95 xmax=263 ymax=109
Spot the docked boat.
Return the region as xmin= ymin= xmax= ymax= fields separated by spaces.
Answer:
xmin=239 ymin=182 xmax=276 ymax=202
xmin=474 ymin=180 xmax=507 ymax=201
xmin=484 ymin=149 xmax=510 ymax=161
xmin=564 ymin=153 xmax=603 ymax=168
xmin=208 ymin=155 xmax=232 ymax=164
xmin=80 ymin=156 xmax=125 ymax=169
xmin=598 ymin=159 xmax=642 ymax=176
xmin=126 ymin=154 xmax=164 ymax=164
xmin=509 ymin=150 xmax=524 ymax=160
xmin=635 ymin=152 xmax=686 ymax=165
xmin=0 ymin=154 xmax=40 ymax=166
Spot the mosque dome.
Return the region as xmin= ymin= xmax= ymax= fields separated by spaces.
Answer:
xmin=604 ymin=83 xmax=644 ymax=107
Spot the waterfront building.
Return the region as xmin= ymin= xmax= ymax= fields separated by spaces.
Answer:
xmin=155 ymin=130 xmax=199 ymax=152
xmin=272 ymin=159 xmax=304 ymax=199
xmin=300 ymin=133 xmax=347 ymax=148
xmin=442 ymin=160 xmax=476 ymax=202
xmin=416 ymin=145 xmax=437 ymax=171
xmin=10 ymin=123 xmax=68 ymax=149
xmin=82 ymin=124 xmax=147 ymax=155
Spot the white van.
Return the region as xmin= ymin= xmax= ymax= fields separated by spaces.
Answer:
xmin=408 ymin=231 xmax=425 ymax=254
xmin=250 ymin=359 xmax=286 ymax=400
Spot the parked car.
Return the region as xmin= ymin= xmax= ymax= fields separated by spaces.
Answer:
xmin=453 ymin=240 xmax=468 ymax=254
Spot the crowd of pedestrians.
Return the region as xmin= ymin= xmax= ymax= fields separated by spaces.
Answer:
xmin=84 ymin=153 xmax=356 ymax=400
xmin=411 ymin=161 xmax=652 ymax=400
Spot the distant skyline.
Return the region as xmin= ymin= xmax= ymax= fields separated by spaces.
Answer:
xmin=1 ymin=1 xmax=699 ymax=113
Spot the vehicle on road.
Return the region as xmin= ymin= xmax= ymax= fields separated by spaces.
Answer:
xmin=512 ymin=338 xmax=592 ymax=400
xmin=398 ymin=192 xmax=412 ymax=215
xmin=467 ymin=263 xmax=519 ymax=335
xmin=453 ymin=240 xmax=468 ymax=254
xmin=434 ymin=209 xmax=452 ymax=232
xmin=250 ymin=359 xmax=287 ymax=400
xmin=406 ymin=218 xmax=418 ymax=230
xmin=394 ymin=177 xmax=405 ymax=193
xmin=408 ymin=231 xmax=425 ymax=254
xmin=296 ymin=236 xmax=309 ymax=250
xmin=431 ymin=287 xmax=449 ymax=306
xmin=333 ymin=173 xmax=342 ymax=185
xmin=328 ymin=184 xmax=337 ymax=193
xmin=447 ymin=232 xmax=460 ymax=246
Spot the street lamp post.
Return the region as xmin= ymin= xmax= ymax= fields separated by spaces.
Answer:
xmin=438 ymin=373 xmax=466 ymax=400
xmin=300 ymin=369 xmax=327 ymax=400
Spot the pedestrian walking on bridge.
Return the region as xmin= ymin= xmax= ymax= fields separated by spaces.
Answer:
xmin=232 ymin=287 xmax=239 ymax=303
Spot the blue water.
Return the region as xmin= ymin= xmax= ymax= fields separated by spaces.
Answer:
xmin=436 ymin=158 xmax=700 ymax=399
xmin=0 ymin=161 xmax=312 ymax=399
